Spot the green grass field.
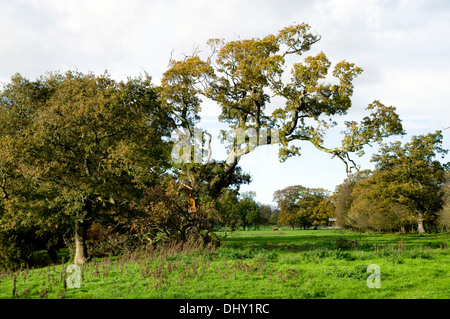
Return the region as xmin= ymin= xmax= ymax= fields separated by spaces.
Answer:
xmin=1 ymin=228 xmax=449 ymax=299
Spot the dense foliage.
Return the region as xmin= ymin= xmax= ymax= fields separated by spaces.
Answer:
xmin=335 ymin=131 xmax=449 ymax=233
xmin=1 ymin=23 xmax=446 ymax=270
xmin=273 ymin=185 xmax=334 ymax=229
xmin=0 ymin=71 xmax=171 ymax=268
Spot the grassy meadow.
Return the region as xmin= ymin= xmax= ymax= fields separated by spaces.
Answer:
xmin=0 ymin=228 xmax=449 ymax=299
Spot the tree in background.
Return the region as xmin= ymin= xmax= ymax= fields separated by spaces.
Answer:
xmin=348 ymin=176 xmax=415 ymax=232
xmin=258 ymin=203 xmax=278 ymax=226
xmin=215 ymin=189 xmax=241 ymax=231
xmin=0 ymin=71 xmax=171 ymax=265
xmin=372 ymin=131 xmax=448 ymax=234
xmin=216 ymin=190 xmax=277 ymax=231
xmin=346 ymin=131 xmax=448 ymax=234
xmin=309 ymin=192 xmax=335 ymax=228
xmin=238 ymin=191 xmax=260 ymax=230
xmin=273 ymin=185 xmax=333 ymax=229
xmin=333 ymin=170 xmax=372 ymax=228
xmin=274 ymin=186 xmax=303 ymax=229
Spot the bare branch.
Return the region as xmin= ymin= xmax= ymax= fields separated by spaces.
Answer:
xmin=286 ymin=133 xmax=359 ymax=174
xmin=0 ymin=173 xmax=8 ymax=200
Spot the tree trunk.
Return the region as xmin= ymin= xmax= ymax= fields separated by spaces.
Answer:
xmin=47 ymin=246 xmax=58 ymax=263
xmin=417 ymin=215 xmax=426 ymax=235
xmin=74 ymin=218 xmax=89 ymax=265
xmin=74 ymin=200 xmax=92 ymax=265
xmin=400 ymin=226 xmax=406 ymax=234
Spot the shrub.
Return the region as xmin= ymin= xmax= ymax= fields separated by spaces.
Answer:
xmin=334 ymin=264 xmax=369 ymax=280
xmin=0 ymin=231 xmax=33 ymax=271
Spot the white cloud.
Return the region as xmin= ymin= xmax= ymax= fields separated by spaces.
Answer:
xmin=0 ymin=0 xmax=449 ymax=203
xmin=377 ymin=70 xmax=450 ymax=123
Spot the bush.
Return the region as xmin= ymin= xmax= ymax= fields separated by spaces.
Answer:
xmin=0 ymin=231 xmax=33 ymax=271
xmin=334 ymin=264 xmax=369 ymax=280
xmin=86 ymin=221 xmax=156 ymax=258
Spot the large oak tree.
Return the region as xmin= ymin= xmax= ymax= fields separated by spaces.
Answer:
xmin=369 ymin=131 xmax=448 ymax=234
xmin=160 ymin=23 xmax=404 ymax=208
xmin=0 ymin=71 xmax=171 ymax=265
xmin=345 ymin=131 xmax=448 ymax=233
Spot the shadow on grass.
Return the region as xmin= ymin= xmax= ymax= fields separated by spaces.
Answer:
xmin=221 ymin=228 xmax=449 ymax=253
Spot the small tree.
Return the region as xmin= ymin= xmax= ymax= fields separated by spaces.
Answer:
xmin=310 ymin=196 xmax=335 ymax=228
xmin=259 ymin=204 xmax=277 ymax=225
xmin=333 ymin=170 xmax=372 ymax=228
xmin=274 ymin=185 xmax=333 ymax=230
xmin=273 ymin=185 xmax=304 ymax=229
xmin=238 ymin=191 xmax=261 ymax=230
xmin=216 ymin=189 xmax=241 ymax=231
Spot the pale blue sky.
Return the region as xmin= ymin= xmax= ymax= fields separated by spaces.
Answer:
xmin=1 ymin=0 xmax=449 ymax=205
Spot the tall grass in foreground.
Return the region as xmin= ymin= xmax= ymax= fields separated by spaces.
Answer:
xmin=0 ymin=229 xmax=449 ymax=299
